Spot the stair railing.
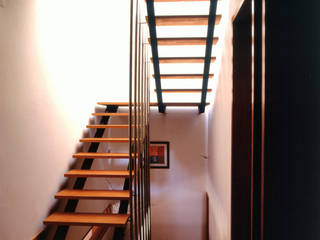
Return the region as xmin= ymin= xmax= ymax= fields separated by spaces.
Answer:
xmin=129 ymin=0 xmax=151 ymax=239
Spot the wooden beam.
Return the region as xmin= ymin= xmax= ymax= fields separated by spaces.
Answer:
xmin=157 ymin=89 xmax=212 ymax=93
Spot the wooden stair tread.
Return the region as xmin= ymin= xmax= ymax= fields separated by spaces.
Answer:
xmin=153 ymin=74 xmax=213 ymax=79
xmin=150 ymin=37 xmax=218 ymax=45
xmin=55 ymin=189 xmax=130 ymax=200
xmin=80 ymin=138 xmax=129 ymax=143
xmin=96 ymin=102 xmax=132 ymax=106
xmin=73 ymin=152 xmax=130 ymax=159
xmin=98 ymin=102 xmax=158 ymax=106
xmin=92 ymin=113 xmax=129 ymax=117
xmin=154 ymin=0 xmax=210 ymax=1
xmin=86 ymin=124 xmax=129 ymax=129
xmin=147 ymin=15 xmax=221 ymax=26
xmin=153 ymin=57 xmax=216 ymax=63
xmin=97 ymin=102 xmax=209 ymax=107
xmin=44 ymin=213 xmax=129 ymax=227
xmin=157 ymin=89 xmax=212 ymax=93
xmin=163 ymin=102 xmax=210 ymax=106
xmin=65 ymin=170 xmax=132 ymax=178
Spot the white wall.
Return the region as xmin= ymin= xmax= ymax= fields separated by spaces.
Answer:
xmin=0 ymin=0 xmax=130 ymax=239
xmin=206 ymin=1 xmax=244 ymax=240
xmin=150 ymin=108 xmax=208 ymax=240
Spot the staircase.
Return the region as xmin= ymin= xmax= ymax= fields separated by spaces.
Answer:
xmin=43 ymin=104 xmax=133 ymax=239
xmin=41 ymin=0 xmax=219 ymax=239
xmin=146 ymin=0 xmax=219 ymax=113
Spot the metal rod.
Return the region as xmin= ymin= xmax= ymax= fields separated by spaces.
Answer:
xmin=146 ymin=48 xmax=151 ymax=240
xmin=129 ymin=0 xmax=134 ymax=238
xmin=137 ymin=11 xmax=142 ymax=239
xmin=141 ymin=17 xmax=145 ymax=240
xmin=141 ymin=33 xmax=146 ymax=240
xmin=129 ymin=1 xmax=152 ymax=238
xmin=146 ymin=38 xmax=149 ymax=240
xmin=134 ymin=0 xmax=139 ymax=238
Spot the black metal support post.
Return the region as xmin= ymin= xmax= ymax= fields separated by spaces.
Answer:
xmin=199 ymin=0 xmax=218 ymax=113
xmin=146 ymin=0 xmax=165 ymax=113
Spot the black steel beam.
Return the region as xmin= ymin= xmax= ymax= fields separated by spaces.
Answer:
xmin=146 ymin=0 xmax=166 ymax=113
xmin=199 ymin=0 xmax=218 ymax=113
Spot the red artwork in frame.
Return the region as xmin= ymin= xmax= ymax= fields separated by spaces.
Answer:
xmin=149 ymin=141 xmax=170 ymax=168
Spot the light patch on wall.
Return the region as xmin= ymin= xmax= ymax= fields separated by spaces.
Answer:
xmin=35 ymin=0 xmax=130 ymax=106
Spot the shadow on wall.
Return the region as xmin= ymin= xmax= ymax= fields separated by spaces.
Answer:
xmin=149 ymin=108 xmax=208 ymax=240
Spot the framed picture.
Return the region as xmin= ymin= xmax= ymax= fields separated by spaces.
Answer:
xmin=149 ymin=141 xmax=170 ymax=169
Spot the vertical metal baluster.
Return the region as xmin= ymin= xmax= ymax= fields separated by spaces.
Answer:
xmin=146 ymin=46 xmax=149 ymax=240
xmin=134 ymin=0 xmax=139 ymax=238
xmin=144 ymin=44 xmax=148 ymax=240
xmin=142 ymin=34 xmax=146 ymax=240
xmin=147 ymin=51 xmax=151 ymax=240
xmin=146 ymin=42 xmax=149 ymax=240
xmin=138 ymin=10 xmax=142 ymax=240
xmin=129 ymin=0 xmax=134 ymax=239
xmin=141 ymin=17 xmax=144 ymax=240
xmin=143 ymin=26 xmax=146 ymax=240
xmin=144 ymin=37 xmax=149 ymax=239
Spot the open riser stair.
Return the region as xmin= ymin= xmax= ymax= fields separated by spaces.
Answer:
xmin=40 ymin=0 xmax=220 ymax=239
xmin=146 ymin=0 xmax=219 ymax=113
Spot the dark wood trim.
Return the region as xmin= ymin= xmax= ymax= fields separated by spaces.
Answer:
xmin=252 ymin=0 xmax=264 ymax=239
xmin=231 ymin=1 xmax=252 ymax=239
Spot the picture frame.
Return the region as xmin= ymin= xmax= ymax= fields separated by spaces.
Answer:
xmin=149 ymin=141 xmax=170 ymax=169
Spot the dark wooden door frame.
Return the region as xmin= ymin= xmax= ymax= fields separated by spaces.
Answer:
xmin=231 ymin=0 xmax=252 ymax=239
xmin=231 ymin=0 xmax=265 ymax=240
xmin=252 ymin=0 xmax=264 ymax=239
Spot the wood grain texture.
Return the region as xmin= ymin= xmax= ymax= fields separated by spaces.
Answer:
xmin=163 ymin=102 xmax=210 ymax=106
xmin=55 ymin=189 xmax=130 ymax=200
xmin=92 ymin=113 xmax=129 ymax=117
xmin=153 ymin=57 xmax=216 ymax=63
xmin=98 ymin=102 xmax=158 ymax=106
xmin=65 ymin=170 xmax=132 ymax=178
xmin=80 ymin=138 xmax=130 ymax=143
xmin=151 ymin=37 xmax=218 ymax=45
xmin=86 ymin=124 xmax=129 ymax=129
xmin=44 ymin=213 xmax=129 ymax=226
xmin=96 ymin=102 xmax=208 ymax=106
xmin=97 ymin=102 xmax=132 ymax=106
xmin=157 ymin=89 xmax=213 ymax=93
xmin=154 ymin=74 xmax=214 ymax=79
xmin=73 ymin=152 xmax=130 ymax=159
xmin=153 ymin=0 xmax=222 ymax=2
xmin=146 ymin=15 xmax=221 ymax=26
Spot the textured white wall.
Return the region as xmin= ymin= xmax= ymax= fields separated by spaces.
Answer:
xmin=206 ymin=0 xmax=244 ymax=240
xmin=0 ymin=0 xmax=130 ymax=239
xmin=149 ymin=108 xmax=208 ymax=240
